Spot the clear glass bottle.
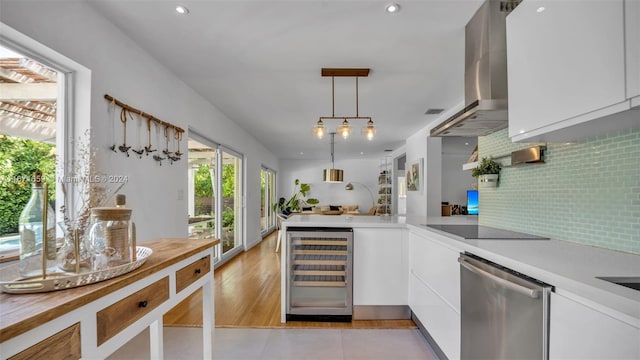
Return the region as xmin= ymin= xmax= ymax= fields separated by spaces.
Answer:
xmin=19 ymin=171 xmax=57 ymax=278
xmin=90 ymin=194 xmax=134 ymax=270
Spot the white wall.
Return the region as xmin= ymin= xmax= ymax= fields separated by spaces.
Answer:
xmin=279 ymin=158 xmax=379 ymax=212
xmin=441 ymin=153 xmax=476 ymax=206
xmin=441 ymin=137 xmax=477 ymax=207
xmin=1 ymin=1 xmax=278 ymax=248
xmin=401 ymin=101 xmax=473 ymax=218
xmin=403 ymin=128 xmax=443 ymax=217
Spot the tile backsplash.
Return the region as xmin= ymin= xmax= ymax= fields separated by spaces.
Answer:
xmin=478 ymin=128 xmax=640 ymax=254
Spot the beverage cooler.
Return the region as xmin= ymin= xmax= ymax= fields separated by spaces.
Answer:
xmin=286 ymin=227 xmax=353 ymax=321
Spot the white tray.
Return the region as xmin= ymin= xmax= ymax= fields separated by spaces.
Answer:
xmin=0 ymin=247 xmax=152 ymax=294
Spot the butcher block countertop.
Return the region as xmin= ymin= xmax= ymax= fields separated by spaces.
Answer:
xmin=0 ymin=237 xmax=218 ymax=342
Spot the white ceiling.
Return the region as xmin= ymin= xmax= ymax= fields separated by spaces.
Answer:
xmin=89 ymin=1 xmax=483 ymax=160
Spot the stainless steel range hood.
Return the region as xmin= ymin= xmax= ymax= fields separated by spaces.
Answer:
xmin=431 ymin=0 xmax=519 ymax=137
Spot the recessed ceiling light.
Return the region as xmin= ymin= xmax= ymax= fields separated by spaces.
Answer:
xmin=536 ymin=6 xmax=545 ymax=13
xmin=175 ymin=5 xmax=189 ymax=15
xmin=385 ymin=3 xmax=400 ymax=13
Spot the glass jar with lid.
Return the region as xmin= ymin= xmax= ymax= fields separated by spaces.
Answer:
xmin=89 ymin=200 xmax=133 ymax=271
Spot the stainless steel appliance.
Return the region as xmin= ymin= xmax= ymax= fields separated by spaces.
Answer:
xmin=459 ymin=253 xmax=553 ymax=360
xmin=286 ymin=227 xmax=353 ymax=321
xmin=430 ymin=0 xmax=520 ymax=137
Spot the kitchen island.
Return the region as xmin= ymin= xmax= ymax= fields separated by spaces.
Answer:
xmin=280 ymin=214 xmax=478 ymax=323
xmin=281 ymin=214 xmax=640 ymax=359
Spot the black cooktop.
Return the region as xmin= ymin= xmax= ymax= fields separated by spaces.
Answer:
xmin=425 ymin=224 xmax=549 ymax=240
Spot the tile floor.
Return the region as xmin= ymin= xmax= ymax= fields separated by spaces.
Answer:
xmin=108 ymin=327 xmax=439 ymax=359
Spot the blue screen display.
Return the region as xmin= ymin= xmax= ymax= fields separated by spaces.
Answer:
xmin=467 ymin=190 xmax=478 ymax=215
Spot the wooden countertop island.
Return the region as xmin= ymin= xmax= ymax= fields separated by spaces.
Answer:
xmin=0 ymin=238 xmax=218 ymax=360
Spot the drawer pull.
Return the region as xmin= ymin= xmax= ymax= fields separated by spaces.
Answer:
xmin=195 ymin=268 xmax=201 ymax=275
xmin=138 ymin=300 xmax=148 ymax=308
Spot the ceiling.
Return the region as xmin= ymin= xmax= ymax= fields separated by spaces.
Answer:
xmin=89 ymin=1 xmax=484 ymax=160
xmin=0 ymin=53 xmax=58 ymax=143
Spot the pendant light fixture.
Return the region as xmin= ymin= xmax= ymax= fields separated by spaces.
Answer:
xmin=313 ymin=68 xmax=376 ymax=141
xmin=322 ymin=132 xmax=344 ymax=183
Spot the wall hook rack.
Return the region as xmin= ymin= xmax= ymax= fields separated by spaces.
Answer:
xmin=104 ymin=94 xmax=184 ymax=165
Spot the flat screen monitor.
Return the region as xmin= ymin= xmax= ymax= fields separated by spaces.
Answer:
xmin=467 ymin=190 xmax=478 ymax=215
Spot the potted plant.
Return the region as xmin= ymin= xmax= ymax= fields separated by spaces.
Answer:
xmin=472 ymin=157 xmax=501 ymax=188
xmin=273 ymin=179 xmax=319 ymax=215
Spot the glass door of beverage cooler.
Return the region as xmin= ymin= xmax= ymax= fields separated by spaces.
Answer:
xmin=287 ymin=228 xmax=353 ymax=319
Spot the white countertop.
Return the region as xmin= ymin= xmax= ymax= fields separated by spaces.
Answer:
xmin=407 ymin=221 xmax=640 ymax=327
xmin=282 ymin=214 xmax=479 ymax=228
xmin=283 ymin=214 xmax=640 ymax=325
xmin=282 ymin=214 xmax=408 ymax=228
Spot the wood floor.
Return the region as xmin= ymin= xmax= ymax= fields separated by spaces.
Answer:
xmin=163 ymin=231 xmax=416 ymax=329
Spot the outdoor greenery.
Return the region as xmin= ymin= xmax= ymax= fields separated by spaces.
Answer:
xmin=194 ymin=164 xmax=213 ymax=198
xmin=222 ymin=162 xmax=235 ymax=198
xmin=0 ymin=135 xmax=56 ymax=236
xmin=193 ymin=162 xmax=236 ymax=229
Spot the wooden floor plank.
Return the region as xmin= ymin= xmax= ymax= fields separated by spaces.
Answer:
xmin=164 ymin=232 xmax=416 ymax=329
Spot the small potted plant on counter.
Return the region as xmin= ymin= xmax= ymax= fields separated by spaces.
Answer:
xmin=472 ymin=157 xmax=501 ymax=188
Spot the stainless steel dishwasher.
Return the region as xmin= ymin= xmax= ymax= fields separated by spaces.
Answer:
xmin=459 ymin=253 xmax=553 ymax=360
xmin=286 ymin=227 xmax=353 ymax=321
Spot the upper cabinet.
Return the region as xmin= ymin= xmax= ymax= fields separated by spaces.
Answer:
xmin=507 ymin=0 xmax=640 ymax=142
xmin=627 ymin=0 xmax=640 ymax=101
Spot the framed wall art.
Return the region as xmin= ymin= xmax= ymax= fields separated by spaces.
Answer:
xmin=406 ymin=158 xmax=423 ymax=193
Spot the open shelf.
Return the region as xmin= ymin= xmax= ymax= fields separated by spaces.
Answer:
xmin=462 ymin=161 xmax=478 ymax=171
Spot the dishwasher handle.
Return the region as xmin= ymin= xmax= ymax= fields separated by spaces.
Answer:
xmin=458 ymin=257 xmax=540 ymax=299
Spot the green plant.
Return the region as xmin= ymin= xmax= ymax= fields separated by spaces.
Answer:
xmin=273 ymin=179 xmax=319 ymax=214
xmin=471 ymin=157 xmax=502 ymax=178
xmin=0 ymin=135 xmax=56 ymax=236
xmin=194 ymin=164 xmax=213 ymax=198
xmin=222 ymin=207 xmax=234 ymax=229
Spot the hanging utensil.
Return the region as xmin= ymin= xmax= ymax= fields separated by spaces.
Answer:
xmin=109 ymin=99 xmax=117 ymax=153
xmin=164 ymin=126 xmax=180 ymax=164
xmin=153 ymin=122 xmax=165 ymax=165
xmin=163 ymin=125 xmax=173 ymax=157
xmin=174 ymin=129 xmax=183 ymax=160
xmin=144 ymin=119 xmax=157 ymax=156
xmin=153 ymin=154 xmax=165 ymax=166
xmin=118 ymin=109 xmax=131 ymax=156
xmin=131 ymin=111 xmax=145 ymax=158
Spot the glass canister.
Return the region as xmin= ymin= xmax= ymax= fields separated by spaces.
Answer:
xmin=89 ymin=205 xmax=133 ymax=270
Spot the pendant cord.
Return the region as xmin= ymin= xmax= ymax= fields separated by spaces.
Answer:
xmin=330 ymin=132 xmax=335 ymax=167
xmin=331 ymin=76 xmax=335 ymax=117
xmin=355 ymin=77 xmax=359 ymax=117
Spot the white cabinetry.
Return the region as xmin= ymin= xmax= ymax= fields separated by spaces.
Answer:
xmin=353 ymin=228 xmax=407 ymax=306
xmin=408 ymin=230 xmax=462 ymax=359
xmin=507 ymin=0 xmax=639 ymax=142
xmin=627 ymin=0 xmax=640 ymax=102
xmin=550 ymin=291 xmax=640 ymax=359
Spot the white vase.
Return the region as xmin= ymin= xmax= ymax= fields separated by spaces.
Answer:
xmin=478 ymin=174 xmax=499 ymax=188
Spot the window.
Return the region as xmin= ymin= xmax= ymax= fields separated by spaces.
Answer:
xmin=0 ymin=44 xmax=63 ymax=254
xmin=261 ymin=167 xmax=276 ymax=234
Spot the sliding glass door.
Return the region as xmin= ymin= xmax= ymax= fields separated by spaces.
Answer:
xmin=188 ymin=134 xmax=243 ymax=263
xmin=261 ymin=167 xmax=276 ymax=234
xmin=221 ymin=149 xmax=242 ymax=257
